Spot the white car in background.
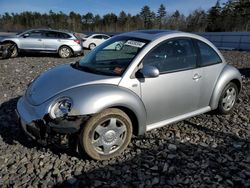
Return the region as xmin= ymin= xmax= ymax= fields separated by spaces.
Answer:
xmin=82 ymin=34 xmax=110 ymax=49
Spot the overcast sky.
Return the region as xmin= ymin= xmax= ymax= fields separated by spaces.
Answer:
xmin=0 ymin=0 xmax=228 ymax=16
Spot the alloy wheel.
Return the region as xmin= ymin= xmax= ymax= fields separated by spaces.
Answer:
xmin=91 ymin=118 xmax=127 ymax=154
xmin=222 ymin=86 xmax=237 ymax=111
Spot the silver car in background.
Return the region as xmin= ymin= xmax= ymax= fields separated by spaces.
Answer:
xmin=0 ymin=29 xmax=83 ymax=58
xmin=16 ymin=30 xmax=242 ymax=160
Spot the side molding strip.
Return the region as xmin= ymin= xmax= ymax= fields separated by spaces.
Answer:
xmin=146 ymin=106 xmax=211 ymax=131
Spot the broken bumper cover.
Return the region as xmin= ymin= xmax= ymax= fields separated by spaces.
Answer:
xmin=16 ymin=96 xmax=87 ymax=144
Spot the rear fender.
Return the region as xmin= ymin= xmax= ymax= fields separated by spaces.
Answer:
xmin=209 ymin=64 xmax=242 ymax=110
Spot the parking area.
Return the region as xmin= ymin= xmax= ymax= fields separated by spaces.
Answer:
xmin=0 ymin=51 xmax=250 ymax=187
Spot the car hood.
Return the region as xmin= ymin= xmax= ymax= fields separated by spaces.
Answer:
xmin=26 ymin=64 xmax=121 ymax=105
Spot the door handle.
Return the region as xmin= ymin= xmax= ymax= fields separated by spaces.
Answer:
xmin=38 ymin=39 xmax=42 ymax=41
xmin=193 ymin=74 xmax=202 ymax=80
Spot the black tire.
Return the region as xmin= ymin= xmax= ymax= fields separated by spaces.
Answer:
xmin=10 ymin=44 xmax=18 ymax=58
xmin=58 ymin=46 xmax=72 ymax=58
xmin=217 ymin=82 xmax=238 ymax=114
xmin=89 ymin=43 xmax=96 ymax=50
xmin=80 ymin=108 xmax=132 ymax=160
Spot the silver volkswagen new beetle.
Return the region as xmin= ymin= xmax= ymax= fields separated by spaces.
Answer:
xmin=16 ymin=30 xmax=242 ymax=160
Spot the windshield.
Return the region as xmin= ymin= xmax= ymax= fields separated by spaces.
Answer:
xmin=77 ymin=36 xmax=149 ymax=76
xmin=16 ymin=30 xmax=26 ymax=35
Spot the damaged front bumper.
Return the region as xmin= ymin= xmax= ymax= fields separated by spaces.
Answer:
xmin=16 ymin=97 xmax=88 ymax=146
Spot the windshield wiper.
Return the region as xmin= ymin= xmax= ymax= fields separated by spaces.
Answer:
xmin=78 ymin=65 xmax=99 ymax=74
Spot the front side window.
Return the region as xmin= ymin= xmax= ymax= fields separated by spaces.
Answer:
xmin=27 ymin=30 xmax=43 ymax=38
xmin=143 ymin=38 xmax=197 ymax=73
xmin=196 ymin=40 xmax=222 ymax=66
xmin=76 ymin=36 xmax=149 ymax=76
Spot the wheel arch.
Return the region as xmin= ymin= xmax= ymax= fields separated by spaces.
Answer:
xmin=108 ymin=106 xmax=140 ymax=136
xmin=58 ymin=44 xmax=73 ymax=53
xmin=209 ymin=64 xmax=242 ymax=110
xmin=230 ymin=79 xmax=242 ymax=93
xmin=1 ymin=40 xmax=19 ymax=48
xmin=89 ymin=43 xmax=96 ymax=49
xmin=58 ymin=84 xmax=147 ymax=135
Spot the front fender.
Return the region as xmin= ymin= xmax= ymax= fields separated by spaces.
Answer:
xmin=58 ymin=84 xmax=147 ymax=135
xmin=210 ymin=64 xmax=242 ymax=110
xmin=1 ymin=38 xmax=19 ymax=48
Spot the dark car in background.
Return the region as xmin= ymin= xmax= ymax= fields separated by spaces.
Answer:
xmin=0 ymin=29 xmax=83 ymax=58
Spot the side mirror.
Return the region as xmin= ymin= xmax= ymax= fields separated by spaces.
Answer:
xmin=136 ymin=65 xmax=160 ymax=78
xmin=23 ymin=33 xmax=30 ymax=38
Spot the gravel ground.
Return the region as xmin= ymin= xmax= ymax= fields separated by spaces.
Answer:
xmin=0 ymin=51 xmax=249 ymax=187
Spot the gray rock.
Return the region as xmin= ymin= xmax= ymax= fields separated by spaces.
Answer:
xmin=67 ymin=177 xmax=78 ymax=184
xmin=168 ymin=144 xmax=177 ymax=151
xmin=150 ymin=166 xmax=158 ymax=171
xmin=94 ymin=180 xmax=102 ymax=187
xmin=163 ymin=163 xmax=169 ymax=172
xmin=152 ymin=177 xmax=160 ymax=185
xmin=17 ymin=166 xmax=26 ymax=175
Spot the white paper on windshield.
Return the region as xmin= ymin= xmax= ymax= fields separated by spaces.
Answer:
xmin=125 ymin=40 xmax=145 ymax=48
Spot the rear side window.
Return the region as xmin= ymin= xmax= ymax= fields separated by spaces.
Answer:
xmin=59 ymin=33 xmax=71 ymax=39
xmin=44 ymin=31 xmax=58 ymax=38
xmin=102 ymin=35 xmax=109 ymax=39
xmin=196 ymin=41 xmax=222 ymax=66
xmin=143 ymin=38 xmax=197 ymax=73
xmin=93 ymin=35 xmax=102 ymax=39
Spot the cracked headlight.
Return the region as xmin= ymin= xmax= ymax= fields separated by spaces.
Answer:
xmin=49 ymin=97 xmax=73 ymax=119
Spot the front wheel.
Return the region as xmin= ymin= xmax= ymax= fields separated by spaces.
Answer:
xmin=80 ymin=108 xmax=132 ymax=160
xmin=217 ymin=82 xmax=238 ymax=114
xmin=58 ymin=46 xmax=72 ymax=58
xmin=10 ymin=44 xmax=18 ymax=58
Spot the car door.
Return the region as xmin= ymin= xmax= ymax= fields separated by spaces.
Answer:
xmin=92 ymin=35 xmax=103 ymax=46
xmin=19 ymin=30 xmax=44 ymax=50
xmin=139 ymin=38 xmax=202 ymax=125
xmin=42 ymin=31 xmax=61 ymax=52
xmin=194 ymin=39 xmax=225 ymax=109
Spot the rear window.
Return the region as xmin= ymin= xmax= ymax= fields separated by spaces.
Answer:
xmin=44 ymin=31 xmax=58 ymax=38
xmin=59 ymin=33 xmax=71 ymax=39
xmin=196 ymin=40 xmax=222 ymax=66
xmin=73 ymin=33 xmax=84 ymax=40
xmin=102 ymin=35 xmax=110 ymax=39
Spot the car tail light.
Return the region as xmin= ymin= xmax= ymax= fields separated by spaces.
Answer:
xmin=74 ymin=40 xmax=81 ymax=44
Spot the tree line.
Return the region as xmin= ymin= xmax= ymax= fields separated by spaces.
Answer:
xmin=0 ymin=0 xmax=249 ymax=33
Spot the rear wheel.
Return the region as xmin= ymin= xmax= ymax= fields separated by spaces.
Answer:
xmin=58 ymin=46 xmax=72 ymax=58
xmin=89 ymin=43 xmax=96 ymax=50
xmin=80 ymin=108 xmax=132 ymax=160
xmin=217 ymin=82 xmax=238 ymax=114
